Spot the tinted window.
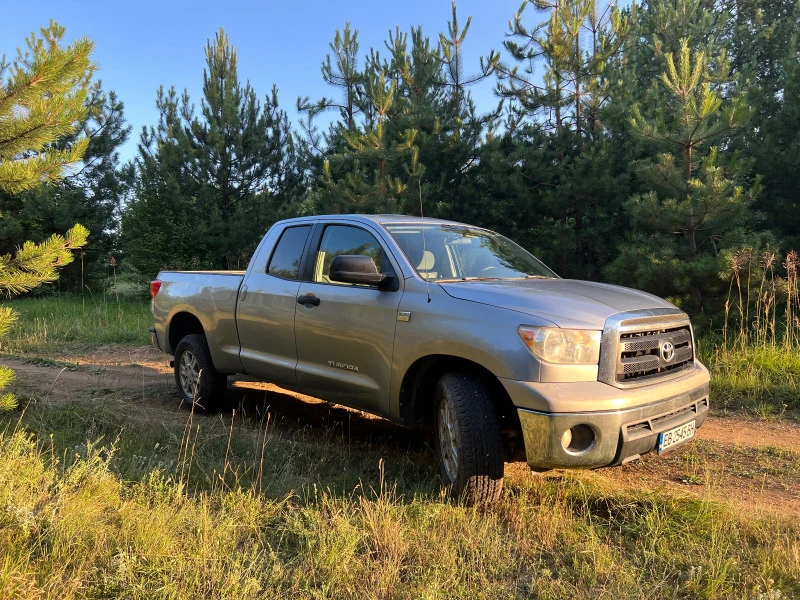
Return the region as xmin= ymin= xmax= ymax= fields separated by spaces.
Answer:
xmin=267 ymin=225 xmax=311 ymax=280
xmin=313 ymin=225 xmax=391 ymax=285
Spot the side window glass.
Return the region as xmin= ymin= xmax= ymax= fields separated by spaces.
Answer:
xmin=267 ymin=225 xmax=311 ymax=280
xmin=313 ymin=225 xmax=391 ymax=285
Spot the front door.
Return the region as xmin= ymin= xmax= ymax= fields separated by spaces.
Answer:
xmin=294 ymin=223 xmax=403 ymax=415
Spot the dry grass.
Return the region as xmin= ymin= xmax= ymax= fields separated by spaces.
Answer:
xmin=1 ymin=395 xmax=799 ymax=600
xmin=702 ymin=247 xmax=800 ymax=417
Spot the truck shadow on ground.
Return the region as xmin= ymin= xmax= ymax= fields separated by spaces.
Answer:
xmin=189 ymin=379 xmax=444 ymax=498
xmin=221 ymin=378 xmax=431 ymax=454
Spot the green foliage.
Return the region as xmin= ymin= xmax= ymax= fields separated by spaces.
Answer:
xmin=0 ymin=225 xmax=89 ymax=297
xmin=299 ymin=3 xmax=497 ymax=219
xmin=0 ymin=365 xmax=15 ymax=410
xmin=606 ymin=26 xmax=761 ymax=312
xmin=477 ymin=0 xmax=635 ymax=279
xmin=495 ymin=0 xmax=632 ymax=137
xmin=0 ymin=23 xmax=93 ymax=411
xmin=122 ymin=29 xmax=302 ymax=274
xmin=723 ymin=0 xmax=800 ymax=250
xmin=0 ymin=78 xmax=130 ymax=293
xmin=0 ymin=21 xmax=95 ymax=193
xmin=0 ymin=226 xmax=88 ymax=409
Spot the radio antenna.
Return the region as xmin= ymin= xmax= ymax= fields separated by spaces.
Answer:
xmin=418 ymin=177 xmax=431 ymax=303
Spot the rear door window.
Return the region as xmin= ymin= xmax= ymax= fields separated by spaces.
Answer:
xmin=267 ymin=225 xmax=311 ymax=280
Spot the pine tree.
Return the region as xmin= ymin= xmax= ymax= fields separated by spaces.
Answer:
xmin=488 ymin=0 xmax=632 ymax=278
xmin=0 ymin=22 xmax=93 ymax=409
xmin=123 ymin=29 xmax=301 ymax=273
xmin=306 ymin=5 xmax=498 ymax=218
xmin=298 ymin=24 xmax=364 ymax=132
xmin=719 ymin=0 xmax=800 ymax=248
xmin=321 ymin=67 xmax=420 ymax=213
xmin=494 ymin=0 xmax=631 ymax=137
xmin=187 ymin=29 xmax=288 ymax=268
xmin=122 ymin=86 xmax=200 ymax=276
xmin=606 ymin=37 xmax=760 ymax=312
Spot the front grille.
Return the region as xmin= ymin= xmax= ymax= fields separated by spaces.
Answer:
xmin=616 ymin=325 xmax=694 ymax=383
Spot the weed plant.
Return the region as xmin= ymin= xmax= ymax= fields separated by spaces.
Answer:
xmin=702 ymin=248 xmax=800 ymax=416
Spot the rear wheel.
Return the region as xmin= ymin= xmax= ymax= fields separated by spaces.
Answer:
xmin=434 ymin=372 xmax=504 ymax=506
xmin=173 ymin=334 xmax=227 ymax=412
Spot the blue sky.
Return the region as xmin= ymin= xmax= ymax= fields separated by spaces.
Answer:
xmin=3 ymin=0 xmax=525 ymax=162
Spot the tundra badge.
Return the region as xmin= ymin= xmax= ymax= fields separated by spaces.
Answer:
xmin=328 ymin=361 xmax=360 ymax=372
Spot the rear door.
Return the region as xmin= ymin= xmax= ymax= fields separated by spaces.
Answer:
xmin=236 ymin=224 xmax=313 ymax=388
xmin=294 ymin=222 xmax=403 ymax=415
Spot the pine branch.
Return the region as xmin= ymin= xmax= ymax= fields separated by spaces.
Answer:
xmin=0 ymin=21 xmax=95 ymax=194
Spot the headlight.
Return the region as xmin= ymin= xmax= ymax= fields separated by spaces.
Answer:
xmin=519 ymin=327 xmax=601 ymax=365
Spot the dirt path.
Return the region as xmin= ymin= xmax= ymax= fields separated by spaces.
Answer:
xmin=5 ymin=345 xmax=800 ymax=518
xmin=697 ymin=416 xmax=800 ymax=452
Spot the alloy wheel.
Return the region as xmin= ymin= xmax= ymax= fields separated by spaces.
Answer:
xmin=178 ymin=350 xmax=200 ymax=398
xmin=438 ymin=397 xmax=459 ymax=482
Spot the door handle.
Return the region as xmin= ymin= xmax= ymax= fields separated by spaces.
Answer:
xmin=297 ymin=294 xmax=320 ymax=306
xmin=239 ymin=285 xmax=248 ymax=302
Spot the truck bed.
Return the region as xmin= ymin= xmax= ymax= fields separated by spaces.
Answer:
xmin=151 ymin=270 xmax=246 ymax=373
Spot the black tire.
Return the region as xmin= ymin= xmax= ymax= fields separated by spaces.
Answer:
xmin=173 ymin=334 xmax=228 ymax=412
xmin=433 ymin=372 xmax=504 ymax=506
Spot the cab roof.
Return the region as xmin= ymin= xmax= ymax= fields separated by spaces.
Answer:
xmin=283 ymin=214 xmax=469 ymax=227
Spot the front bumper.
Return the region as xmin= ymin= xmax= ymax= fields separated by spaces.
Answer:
xmin=506 ymin=365 xmax=710 ymax=469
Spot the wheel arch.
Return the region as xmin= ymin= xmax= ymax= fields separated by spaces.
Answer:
xmin=398 ymin=354 xmax=525 ymax=460
xmin=167 ymin=311 xmax=206 ymax=355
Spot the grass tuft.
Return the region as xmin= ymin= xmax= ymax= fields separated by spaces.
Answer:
xmin=0 ymin=291 xmax=798 ymax=597
xmin=699 ymin=337 xmax=800 ymax=416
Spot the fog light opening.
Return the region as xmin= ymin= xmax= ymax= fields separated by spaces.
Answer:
xmin=561 ymin=424 xmax=595 ymax=454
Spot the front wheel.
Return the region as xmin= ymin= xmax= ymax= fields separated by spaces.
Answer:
xmin=173 ymin=334 xmax=227 ymax=412
xmin=434 ymin=372 xmax=504 ymax=506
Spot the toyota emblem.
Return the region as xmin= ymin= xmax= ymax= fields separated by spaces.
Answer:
xmin=660 ymin=341 xmax=675 ymax=362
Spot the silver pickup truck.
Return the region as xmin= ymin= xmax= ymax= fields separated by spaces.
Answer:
xmin=150 ymin=214 xmax=710 ymax=505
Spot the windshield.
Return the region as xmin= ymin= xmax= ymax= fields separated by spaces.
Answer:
xmin=385 ymin=224 xmax=558 ymax=281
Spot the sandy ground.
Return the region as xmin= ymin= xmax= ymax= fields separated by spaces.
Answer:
xmin=6 ymin=345 xmax=800 ymax=518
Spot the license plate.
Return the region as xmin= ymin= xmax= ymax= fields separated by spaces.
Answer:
xmin=658 ymin=420 xmax=696 ymax=453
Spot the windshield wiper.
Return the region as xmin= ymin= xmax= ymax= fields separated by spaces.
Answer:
xmin=524 ymin=275 xmax=551 ymax=279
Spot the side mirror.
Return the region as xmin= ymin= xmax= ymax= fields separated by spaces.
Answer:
xmin=329 ymin=255 xmax=395 ymax=288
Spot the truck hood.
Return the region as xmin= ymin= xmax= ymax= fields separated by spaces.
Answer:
xmin=438 ymin=279 xmax=679 ymax=329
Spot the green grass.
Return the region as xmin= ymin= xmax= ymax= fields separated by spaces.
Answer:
xmin=1 ymin=295 xmax=151 ymax=354
xmin=699 ymin=336 xmax=800 ymax=417
xmin=1 ymin=400 xmax=798 ymax=600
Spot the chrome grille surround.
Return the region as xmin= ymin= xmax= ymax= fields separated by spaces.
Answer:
xmin=598 ymin=309 xmax=696 ymax=389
